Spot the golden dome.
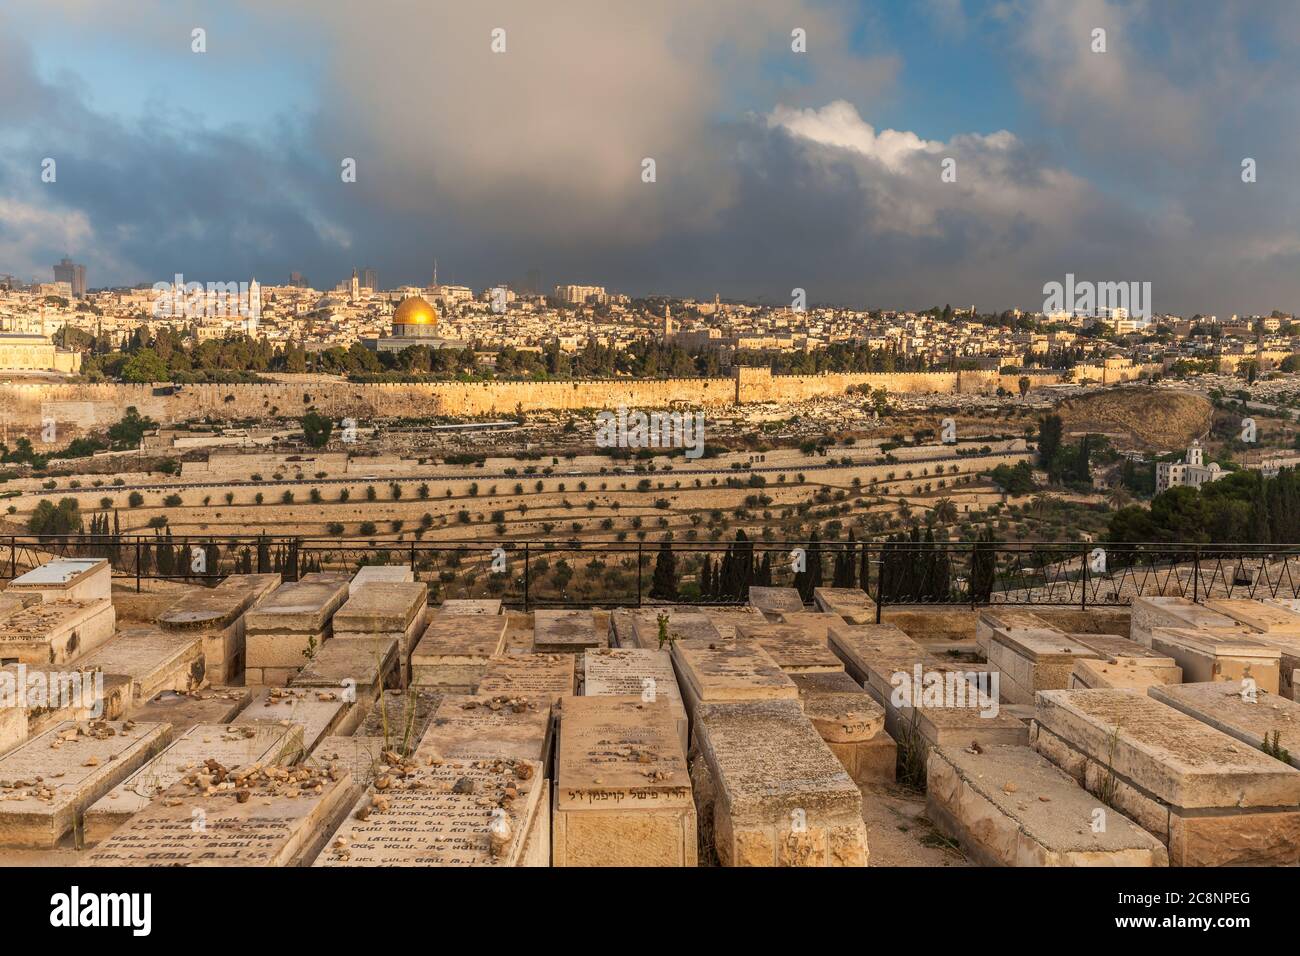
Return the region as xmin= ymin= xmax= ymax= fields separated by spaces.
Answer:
xmin=392 ymin=295 xmax=439 ymax=326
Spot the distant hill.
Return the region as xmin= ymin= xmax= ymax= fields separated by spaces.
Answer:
xmin=1055 ymin=388 xmax=1211 ymax=451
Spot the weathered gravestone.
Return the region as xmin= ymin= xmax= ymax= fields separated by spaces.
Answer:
xmin=1147 ymin=627 xmax=1280 ymax=694
xmin=331 ymin=582 xmax=428 ymax=685
xmin=312 ymin=757 xmax=545 ymax=867
xmin=813 ymin=587 xmax=876 ymax=624
xmin=734 ymin=620 xmax=844 ymax=674
xmin=88 ymin=763 xmax=357 ymax=866
xmin=692 ymin=699 xmax=868 ymax=866
xmin=1033 ymin=688 xmax=1300 ymax=866
xmin=533 ymin=609 xmax=605 ymax=654
xmin=748 ymin=586 xmax=804 ymax=621
xmin=233 ymin=686 xmax=350 ymax=758
xmin=0 ymin=720 xmax=171 ymax=848
xmin=478 ymin=653 xmax=576 ymax=704
xmin=584 ymin=648 xmax=688 ymax=755
xmin=243 ymin=578 xmax=350 ymax=686
xmin=157 ymin=573 xmax=280 ymax=684
xmin=554 ymin=696 xmax=696 ymax=867
xmin=83 ymin=723 xmax=301 ymax=844
xmin=788 ymin=671 xmax=893 ymax=784
xmin=290 ymin=636 xmax=398 ymax=735
xmin=926 ymin=742 xmax=1168 ymax=867
xmin=1148 ymin=680 xmax=1300 ymax=771
xmin=409 ymin=614 xmax=508 ymax=692
xmin=73 ymin=626 xmax=205 ymax=707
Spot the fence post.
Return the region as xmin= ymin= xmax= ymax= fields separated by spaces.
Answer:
xmin=409 ymin=541 xmax=416 ymax=573
xmin=135 ymin=538 xmax=141 ymax=593
xmin=1192 ymin=547 xmax=1200 ymax=603
xmin=523 ymin=543 xmax=530 ymax=613
xmin=637 ymin=542 xmax=644 ymax=608
xmin=874 ymin=548 xmax=885 ymax=624
xmin=287 ymin=538 xmax=300 ymax=582
xmin=8 ymin=535 xmax=14 ymax=579
xmin=1080 ymin=547 xmax=1088 ymax=611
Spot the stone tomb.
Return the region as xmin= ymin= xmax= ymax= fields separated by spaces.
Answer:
xmin=1147 ymin=627 xmax=1281 ymax=694
xmin=698 ymin=606 xmax=765 ymax=641
xmin=692 ymin=699 xmax=868 ymax=866
xmin=409 ymin=614 xmax=508 ymax=691
xmin=669 ymin=640 xmax=798 ymax=724
xmin=130 ymin=687 xmax=253 ymax=730
xmin=437 ymin=599 xmax=502 ymax=616
xmin=89 ymin=763 xmax=357 ymax=867
xmin=926 ymin=743 xmax=1168 ymax=867
xmin=233 ymin=686 xmax=350 ymax=758
xmin=733 ymin=620 xmax=844 ymax=674
xmin=1033 ymin=688 xmax=1300 ymax=866
xmin=747 ymin=586 xmax=804 ymax=621
xmin=313 ymin=757 xmax=545 ymax=867
xmin=769 ymin=611 xmax=848 ymax=644
xmin=788 ymin=671 xmax=893 ymax=784
xmin=584 ymin=648 xmax=688 ymax=754
xmin=1069 ymin=633 xmax=1183 ymax=684
xmin=0 ymin=663 xmax=132 ymax=749
xmin=415 ymin=693 xmax=552 ymax=765
xmin=974 ymin=607 xmax=1058 ymax=658
xmin=1129 ymin=596 xmax=1254 ymax=647
xmin=73 ymin=626 xmax=206 ymax=706
xmin=554 ymin=695 xmax=696 ymax=867
xmin=83 ymin=723 xmax=302 ymax=844
xmin=289 ymin=636 xmax=399 ymax=735
xmin=533 ymin=609 xmax=605 ymax=653
xmin=1070 ymin=659 xmax=1177 ymax=692
xmin=243 ymin=578 xmax=350 ymax=686
xmin=0 ymin=599 xmax=116 ymax=666
xmin=981 ymin=625 xmax=1100 ymax=705
xmin=479 ymin=653 xmax=576 ymax=704
xmin=0 ymin=720 xmax=171 ymax=848
xmin=158 ymin=573 xmax=280 ymax=685
xmin=829 ymin=623 xmax=1026 ymax=749
xmin=813 ymin=587 xmax=876 ymax=624
xmin=349 ymin=564 xmax=413 ymax=596
xmin=8 ymin=558 xmax=111 ymax=604
xmin=1149 ymin=680 xmax=1300 ymax=771
xmin=1207 ymin=599 xmax=1300 ymax=700
xmin=629 ymin=609 xmax=722 ymax=650
xmin=331 ymin=582 xmax=429 ymax=684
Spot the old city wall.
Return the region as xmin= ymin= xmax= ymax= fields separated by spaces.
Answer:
xmin=3 ymin=367 xmax=1023 ymax=440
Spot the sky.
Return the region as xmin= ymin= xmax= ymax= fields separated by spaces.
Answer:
xmin=1 ymin=0 xmax=1298 ymax=317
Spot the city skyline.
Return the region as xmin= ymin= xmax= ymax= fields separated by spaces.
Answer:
xmin=1 ymin=1 xmax=1297 ymax=317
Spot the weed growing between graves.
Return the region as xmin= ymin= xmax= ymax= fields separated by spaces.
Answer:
xmin=897 ymin=709 xmax=928 ymax=792
xmin=1096 ymin=721 xmax=1123 ymax=809
xmin=656 ymin=612 xmax=674 ymax=649
xmin=1262 ymin=729 xmax=1291 ymax=765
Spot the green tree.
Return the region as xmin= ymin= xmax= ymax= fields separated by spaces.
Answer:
xmin=301 ymin=411 xmax=333 ymax=448
xmin=121 ymin=348 xmax=169 ymax=383
xmin=649 ymin=540 xmax=678 ymax=599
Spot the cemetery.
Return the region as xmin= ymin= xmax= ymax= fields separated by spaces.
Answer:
xmin=2 ymin=557 xmax=1300 ymax=867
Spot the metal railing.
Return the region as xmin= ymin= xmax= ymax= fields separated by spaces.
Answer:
xmin=3 ymin=534 xmax=1299 ymax=613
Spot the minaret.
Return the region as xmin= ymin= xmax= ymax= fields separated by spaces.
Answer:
xmin=350 ymin=269 xmax=360 ymax=302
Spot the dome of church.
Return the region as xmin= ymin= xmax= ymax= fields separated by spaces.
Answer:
xmin=392 ymin=296 xmax=439 ymax=327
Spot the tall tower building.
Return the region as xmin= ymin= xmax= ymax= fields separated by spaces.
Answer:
xmin=362 ymin=267 xmax=378 ymax=292
xmin=53 ymin=257 xmax=86 ymax=298
xmin=350 ymin=268 xmax=360 ymax=302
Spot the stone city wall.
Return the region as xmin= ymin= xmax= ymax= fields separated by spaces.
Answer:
xmin=1 ymin=366 xmax=1074 ymax=442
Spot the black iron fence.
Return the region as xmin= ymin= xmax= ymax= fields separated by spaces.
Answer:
xmin=5 ymin=534 xmax=1300 ymax=614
